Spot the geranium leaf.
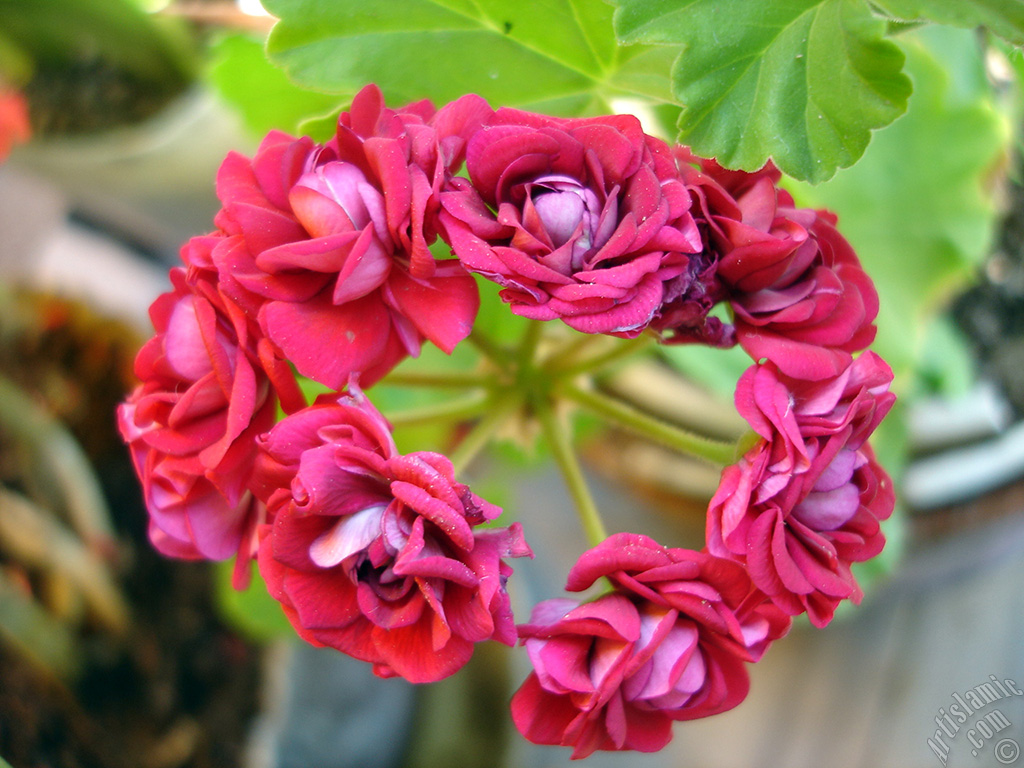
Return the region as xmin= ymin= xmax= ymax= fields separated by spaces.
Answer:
xmin=786 ymin=25 xmax=1009 ymax=388
xmin=872 ymin=0 xmax=1024 ymax=45
xmin=611 ymin=0 xmax=913 ymax=182
xmin=215 ymin=561 xmax=294 ymax=642
xmin=662 ymin=25 xmax=1008 ymax=413
xmin=209 ymin=33 xmax=346 ymax=139
xmin=261 ymin=0 xmax=678 ymax=115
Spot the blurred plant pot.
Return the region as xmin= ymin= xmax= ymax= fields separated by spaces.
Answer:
xmin=9 ymin=85 xmax=249 ymax=258
xmin=0 ymin=286 xmax=265 ymax=768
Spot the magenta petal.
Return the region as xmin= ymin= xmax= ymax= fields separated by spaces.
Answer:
xmin=813 ymin=448 xmax=859 ymax=492
xmin=293 ymin=162 xmax=385 ymax=235
xmin=620 ymin=706 xmax=674 ymax=754
xmin=331 ymin=227 xmax=393 ymax=304
xmin=389 ymin=481 xmax=474 ymax=549
xmin=736 ymin=326 xmax=851 ymax=380
xmin=784 ymin=531 xmax=853 ymax=598
xmin=263 ymin=292 xmax=390 ymax=389
xmin=533 ymin=635 xmax=601 ymax=693
xmin=386 ymin=264 xmax=479 ymax=353
xmin=283 ymin=568 xmax=362 ymax=630
xmin=511 ymin=674 xmax=582 ymax=747
xmin=561 ymin=273 xmax=663 ymax=335
xmin=392 ymin=524 xmax=478 ymax=585
xmin=743 ymin=509 xmax=790 ymax=597
xmin=374 ymin=622 xmax=473 ymax=683
xmin=566 ymin=533 xmax=668 ymax=592
xmin=163 ymin=296 xmax=217 ymax=381
xmin=520 ymin=597 xmax=580 ymax=632
xmin=187 ymin=489 xmax=255 ymax=560
xmin=442 ymin=586 xmax=496 ymax=642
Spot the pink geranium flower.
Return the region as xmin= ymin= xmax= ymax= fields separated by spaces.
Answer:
xmin=254 ymin=388 xmax=532 ymax=683
xmin=707 ymin=353 xmax=896 ymax=626
xmin=211 ymin=84 xmax=490 ymax=389
xmin=117 ymin=263 xmax=295 ymax=573
xmin=441 ymin=109 xmax=709 ymax=337
xmin=695 ymin=158 xmax=879 ymax=379
xmin=649 ymin=150 xmax=754 ymax=347
xmin=511 ymin=533 xmax=789 ymax=758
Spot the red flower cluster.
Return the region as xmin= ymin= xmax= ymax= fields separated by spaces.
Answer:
xmin=441 ymin=109 xmax=704 ymax=337
xmin=669 ymin=158 xmax=895 ymax=628
xmin=707 ymin=354 xmax=895 ymax=626
xmin=254 ymin=388 xmax=531 ymax=682
xmin=679 ymin=157 xmax=880 ymax=378
xmin=118 ymin=85 xmax=894 ymax=757
xmin=119 ymin=86 xmax=530 ymax=678
xmin=511 ymin=534 xmax=789 ymax=758
xmin=496 ymin=150 xmax=891 ymax=755
xmin=118 ymin=265 xmax=282 ymax=570
xmin=211 ymin=86 xmax=489 ymax=389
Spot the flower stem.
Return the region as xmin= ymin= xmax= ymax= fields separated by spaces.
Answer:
xmin=466 ymin=328 xmax=510 ymax=369
xmin=386 ymin=392 xmax=490 ymax=428
xmin=448 ymin=393 xmax=523 ymax=475
xmin=543 ymin=332 xmax=606 ymax=371
xmin=516 ymin=319 xmax=545 ymax=372
xmin=561 ymin=382 xmax=737 ymax=467
xmin=550 ymin=332 xmax=656 ymax=378
xmin=535 ymin=396 xmax=609 ymax=547
xmin=381 ymin=369 xmax=495 ymax=389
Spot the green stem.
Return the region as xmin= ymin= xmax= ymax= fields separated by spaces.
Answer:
xmin=386 ymin=392 xmax=490 ymax=429
xmin=561 ymin=382 xmax=737 ymax=466
xmin=381 ymin=369 xmax=494 ymax=388
xmin=448 ymin=393 xmax=523 ymax=475
xmin=516 ymin=319 xmax=545 ymax=372
xmin=550 ymin=332 xmax=657 ymax=378
xmin=466 ymin=329 xmax=510 ymax=369
xmin=543 ymin=332 xmax=607 ymax=370
xmin=536 ymin=397 xmax=609 ymax=547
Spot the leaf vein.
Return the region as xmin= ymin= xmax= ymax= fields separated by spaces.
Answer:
xmin=419 ymin=0 xmax=603 ymax=82
xmin=567 ymin=0 xmax=611 ymax=75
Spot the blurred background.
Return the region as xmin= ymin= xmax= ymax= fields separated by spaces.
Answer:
xmin=0 ymin=1 xmax=1022 ymax=767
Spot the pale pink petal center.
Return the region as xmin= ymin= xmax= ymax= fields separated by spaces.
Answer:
xmin=309 ymin=503 xmax=387 ymax=568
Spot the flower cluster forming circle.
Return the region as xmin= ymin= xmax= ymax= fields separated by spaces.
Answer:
xmin=118 ymin=85 xmax=895 ymax=758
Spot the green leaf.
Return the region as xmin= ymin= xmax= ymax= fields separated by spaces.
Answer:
xmin=215 ymin=560 xmax=294 ymax=643
xmin=298 ymin=109 xmax=352 ymax=142
xmin=208 ymin=33 xmax=347 ymax=138
xmin=471 ymin=272 xmax=532 ymax=346
xmin=262 ymin=0 xmax=677 ymax=116
xmin=785 ymin=25 xmax=1009 ymax=389
xmin=916 ymin=315 xmax=976 ymax=398
xmin=612 ymin=0 xmax=913 ymax=182
xmin=872 ymin=0 xmax=1024 ymax=45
